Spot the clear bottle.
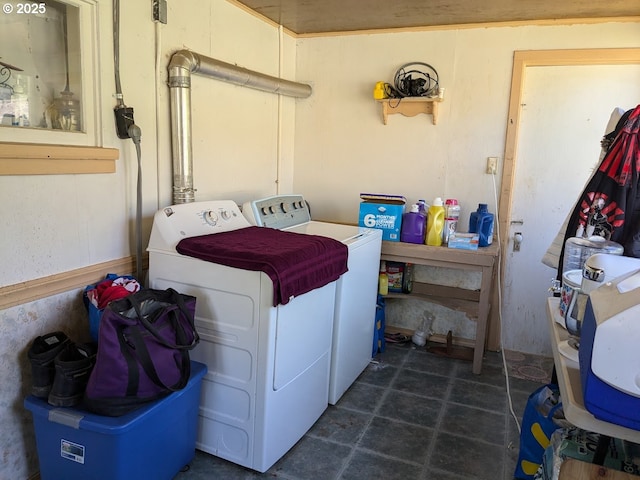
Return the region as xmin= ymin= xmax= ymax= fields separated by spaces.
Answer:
xmin=443 ymin=199 xmax=460 ymax=244
xmin=411 ymin=313 xmax=434 ymax=347
xmin=426 ymin=197 xmax=445 ymax=246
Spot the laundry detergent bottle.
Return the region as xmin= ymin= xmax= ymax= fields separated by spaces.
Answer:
xmin=426 ymin=197 xmax=445 ymax=246
xmin=400 ymin=204 xmax=426 ymax=244
xmin=469 ymin=203 xmax=494 ymax=247
xmin=378 ymin=261 xmax=389 ymax=296
xmin=417 ymin=199 xmax=427 ymax=216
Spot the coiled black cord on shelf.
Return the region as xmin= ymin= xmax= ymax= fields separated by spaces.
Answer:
xmin=391 ymin=62 xmax=439 ymax=98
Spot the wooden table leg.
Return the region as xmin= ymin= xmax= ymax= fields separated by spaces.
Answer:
xmin=473 ymin=264 xmax=493 ymax=374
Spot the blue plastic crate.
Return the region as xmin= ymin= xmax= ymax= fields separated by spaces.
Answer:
xmin=25 ymin=361 xmax=207 ymax=480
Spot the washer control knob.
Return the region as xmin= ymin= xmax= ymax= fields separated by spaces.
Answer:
xmin=269 ymin=206 xmax=275 ymax=214
xmin=261 ymin=206 xmax=269 ymax=216
xmin=281 ymin=202 xmax=288 ymax=213
xmin=220 ymin=209 xmax=231 ymax=221
xmin=203 ymin=210 xmax=219 ymax=226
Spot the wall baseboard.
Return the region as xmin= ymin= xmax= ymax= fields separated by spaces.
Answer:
xmin=0 ymin=256 xmax=147 ymax=310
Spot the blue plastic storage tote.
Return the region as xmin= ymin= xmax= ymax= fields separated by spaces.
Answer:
xmin=24 ymin=361 xmax=206 ymax=480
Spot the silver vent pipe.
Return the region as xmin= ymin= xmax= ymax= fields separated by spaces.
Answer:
xmin=168 ymin=49 xmax=313 ymax=204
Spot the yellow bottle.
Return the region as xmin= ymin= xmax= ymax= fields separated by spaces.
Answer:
xmin=378 ymin=261 xmax=389 ymax=295
xmin=426 ymin=197 xmax=445 ymax=246
xmin=373 ymin=81 xmax=388 ymax=100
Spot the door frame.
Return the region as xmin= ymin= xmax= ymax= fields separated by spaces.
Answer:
xmin=487 ymin=48 xmax=640 ymax=350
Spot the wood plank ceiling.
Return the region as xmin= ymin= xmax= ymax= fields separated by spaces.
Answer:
xmin=233 ymin=0 xmax=640 ymax=35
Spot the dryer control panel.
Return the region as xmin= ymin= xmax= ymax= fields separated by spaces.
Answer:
xmin=243 ymin=194 xmax=311 ymax=229
xmin=148 ymin=200 xmax=250 ymax=251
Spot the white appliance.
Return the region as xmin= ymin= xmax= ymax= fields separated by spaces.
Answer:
xmin=147 ymin=200 xmax=337 ymax=473
xmin=558 ymin=252 xmax=640 ymax=363
xmin=243 ymin=194 xmax=382 ymax=405
xmin=579 ymin=267 xmax=640 ymax=429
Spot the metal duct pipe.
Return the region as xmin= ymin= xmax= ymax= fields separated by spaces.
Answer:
xmin=168 ymin=49 xmax=313 ymax=204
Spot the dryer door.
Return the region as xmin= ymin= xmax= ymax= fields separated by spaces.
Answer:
xmin=272 ymin=282 xmax=335 ymax=390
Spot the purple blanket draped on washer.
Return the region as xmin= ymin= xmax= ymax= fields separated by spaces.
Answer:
xmin=176 ymin=226 xmax=348 ymax=306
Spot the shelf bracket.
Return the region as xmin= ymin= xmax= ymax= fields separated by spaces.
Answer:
xmin=376 ymin=97 xmax=442 ymax=125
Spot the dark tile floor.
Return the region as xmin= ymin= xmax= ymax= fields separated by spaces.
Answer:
xmin=175 ymin=343 xmax=546 ymax=480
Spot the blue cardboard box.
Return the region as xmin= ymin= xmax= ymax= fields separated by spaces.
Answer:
xmin=447 ymin=233 xmax=480 ymax=250
xmin=359 ymin=193 xmax=405 ymax=242
xmin=24 ymin=361 xmax=207 ymax=480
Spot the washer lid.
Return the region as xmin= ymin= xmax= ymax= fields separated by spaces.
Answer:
xmin=285 ymin=221 xmax=381 ymax=246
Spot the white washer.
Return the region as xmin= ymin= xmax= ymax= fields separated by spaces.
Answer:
xmin=147 ymin=200 xmax=337 ymax=473
xmin=243 ymin=194 xmax=382 ymax=404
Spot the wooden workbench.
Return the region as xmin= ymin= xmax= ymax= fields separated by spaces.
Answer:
xmin=380 ymin=241 xmax=499 ymax=374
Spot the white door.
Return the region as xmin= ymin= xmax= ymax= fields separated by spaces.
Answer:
xmin=502 ymin=64 xmax=640 ymax=355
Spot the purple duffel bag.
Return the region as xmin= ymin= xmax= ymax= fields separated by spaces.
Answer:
xmin=84 ymin=287 xmax=199 ymax=416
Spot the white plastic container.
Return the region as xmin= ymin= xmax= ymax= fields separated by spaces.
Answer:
xmin=443 ymin=199 xmax=460 ymax=244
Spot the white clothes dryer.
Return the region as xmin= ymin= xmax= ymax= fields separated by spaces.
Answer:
xmin=243 ymin=194 xmax=382 ymax=404
xmin=147 ymin=200 xmax=341 ymax=472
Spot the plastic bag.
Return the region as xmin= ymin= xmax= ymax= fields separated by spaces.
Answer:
xmin=514 ymin=384 xmax=569 ymax=479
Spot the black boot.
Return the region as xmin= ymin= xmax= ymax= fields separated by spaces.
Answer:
xmin=48 ymin=342 xmax=97 ymax=407
xmin=27 ymin=331 xmax=70 ymax=398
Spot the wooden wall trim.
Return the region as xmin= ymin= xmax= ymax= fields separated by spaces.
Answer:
xmin=0 ymin=256 xmax=143 ymax=310
xmin=0 ymin=142 xmax=119 ymax=175
xmin=295 ymin=17 xmax=640 ymax=38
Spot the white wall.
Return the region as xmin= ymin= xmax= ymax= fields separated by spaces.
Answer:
xmin=294 ymin=23 xmax=640 ymax=225
xmin=0 ymin=1 xmax=297 ymax=477
xmin=293 ymin=22 xmax=640 ymax=352
xmin=156 ymin=0 xmax=299 ymax=206
xmin=1 ymin=1 xmax=639 ymax=475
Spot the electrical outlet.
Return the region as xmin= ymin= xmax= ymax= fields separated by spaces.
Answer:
xmin=486 ymin=157 xmax=498 ymax=175
xmin=153 ymin=0 xmax=167 ymax=24
xmin=114 ymin=106 xmax=135 ymax=139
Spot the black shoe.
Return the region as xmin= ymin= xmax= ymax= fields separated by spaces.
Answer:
xmin=48 ymin=342 xmax=97 ymax=407
xmin=27 ymin=331 xmax=70 ymax=398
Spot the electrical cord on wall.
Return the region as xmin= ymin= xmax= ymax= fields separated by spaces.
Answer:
xmin=129 ymin=124 xmax=143 ymax=285
xmin=113 ymin=0 xmax=144 ymax=285
xmin=113 ymin=0 xmax=124 ymax=108
xmin=490 ymin=171 xmax=522 ymax=435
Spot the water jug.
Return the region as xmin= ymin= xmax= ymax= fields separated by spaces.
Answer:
xmin=443 ymin=198 xmax=460 ymax=244
xmin=426 ymin=197 xmax=445 ymax=246
xmin=469 ymin=203 xmax=494 ymax=247
xmin=400 ymin=204 xmax=426 ymax=244
xmin=562 ymin=236 xmax=623 ymax=276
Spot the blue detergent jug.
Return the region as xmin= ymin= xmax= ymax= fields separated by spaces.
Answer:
xmin=469 ymin=203 xmax=494 ymax=247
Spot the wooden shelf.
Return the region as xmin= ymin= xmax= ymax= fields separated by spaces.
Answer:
xmin=376 ymin=96 xmax=443 ymax=125
xmin=0 ymin=142 xmax=119 ymax=175
xmin=385 ymin=281 xmax=480 ymax=319
xmin=380 ymin=241 xmax=499 ymax=374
